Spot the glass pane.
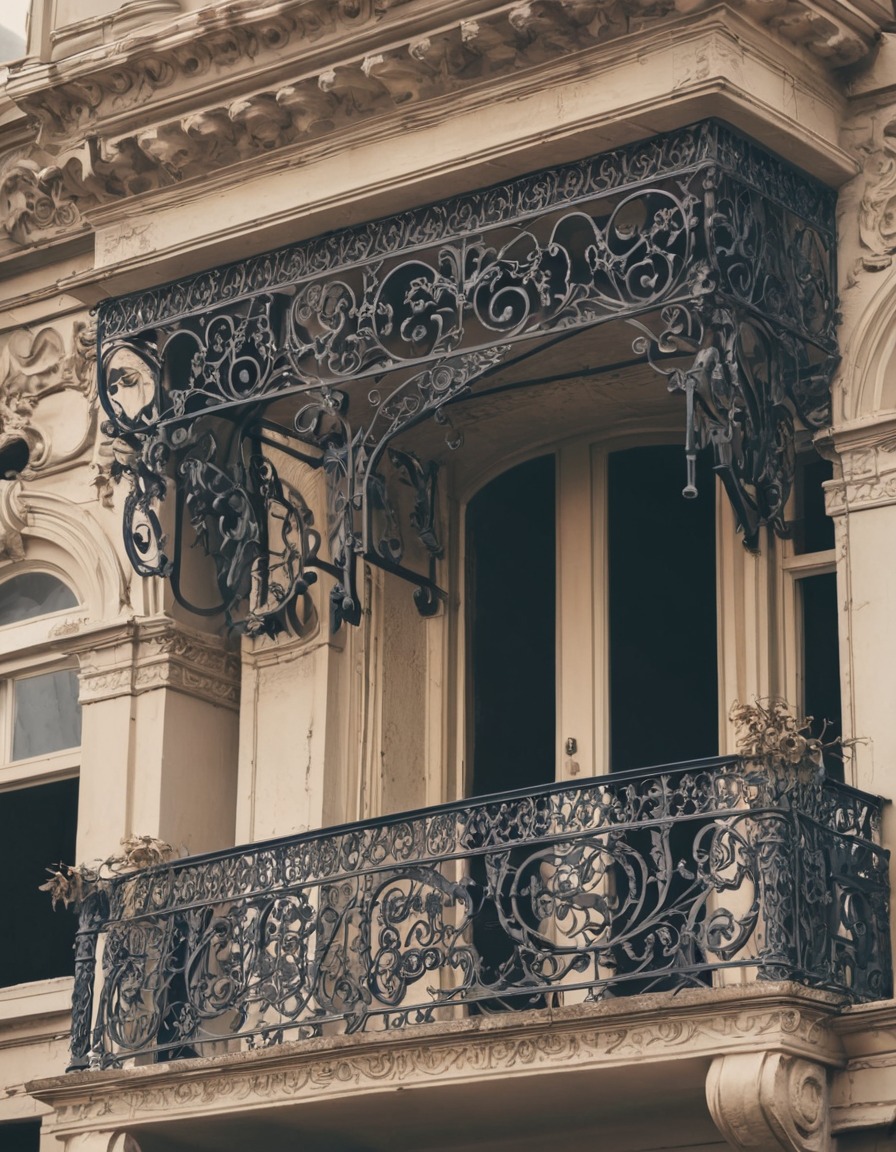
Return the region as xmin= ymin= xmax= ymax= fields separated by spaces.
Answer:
xmin=609 ymin=445 xmax=718 ymax=771
xmin=0 ymin=2 xmax=27 ymax=65
xmin=12 ymin=670 xmax=81 ymax=760
xmin=0 ymin=574 xmax=78 ymax=627
xmin=802 ymin=572 xmax=842 ymax=781
xmin=467 ymin=455 xmax=556 ymax=797
xmin=0 ymin=778 xmax=78 ymax=988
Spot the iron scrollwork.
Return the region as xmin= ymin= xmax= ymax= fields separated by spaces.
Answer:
xmin=70 ymin=757 xmax=890 ymax=1069
xmin=97 ymin=120 xmax=837 ymax=631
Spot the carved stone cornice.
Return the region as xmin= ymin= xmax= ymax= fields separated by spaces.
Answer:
xmin=0 ymin=0 xmax=879 ymax=241
xmin=27 ymin=984 xmax=845 ymax=1138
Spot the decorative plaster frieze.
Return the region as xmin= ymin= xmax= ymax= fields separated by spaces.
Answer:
xmin=825 ymin=433 xmax=896 ymax=514
xmin=0 ymin=147 xmax=97 ymax=247
xmin=134 ymin=627 xmax=240 ymax=708
xmin=78 ymin=622 xmax=240 ymax=707
xmin=707 ymin=1051 xmax=832 ymax=1152
xmin=0 ymin=316 xmax=97 ymax=476
xmin=0 ymin=0 xmax=875 ymax=241
xmin=843 ymin=113 xmax=896 ymax=278
xmin=28 ymin=986 xmax=844 ymax=1136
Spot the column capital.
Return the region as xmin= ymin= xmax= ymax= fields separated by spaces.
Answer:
xmin=824 ymin=419 xmax=896 ymax=516
xmin=75 ymin=617 xmax=239 ymax=709
xmin=706 ymin=1052 xmax=831 ymax=1152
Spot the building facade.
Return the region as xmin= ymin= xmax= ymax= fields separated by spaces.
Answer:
xmin=0 ymin=0 xmax=894 ymax=1149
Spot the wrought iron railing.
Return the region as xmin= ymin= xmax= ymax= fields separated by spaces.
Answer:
xmin=69 ymin=756 xmax=891 ymax=1069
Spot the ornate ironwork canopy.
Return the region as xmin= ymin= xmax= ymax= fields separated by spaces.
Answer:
xmin=97 ymin=120 xmax=838 ymax=634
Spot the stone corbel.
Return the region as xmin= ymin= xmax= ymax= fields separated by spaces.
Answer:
xmin=0 ymin=148 xmax=94 ymax=247
xmin=706 ymin=1052 xmax=832 ymax=1152
xmin=361 ymin=49 xmax=436 ymax=105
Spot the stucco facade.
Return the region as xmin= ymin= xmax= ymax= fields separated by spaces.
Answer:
xmin=0 ymin=1 xmax=895 ymax=1150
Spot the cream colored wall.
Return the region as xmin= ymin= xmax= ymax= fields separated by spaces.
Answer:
xmin=0 ymin=0 xmax=894 ymax=1147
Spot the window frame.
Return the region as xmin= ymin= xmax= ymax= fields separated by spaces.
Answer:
xmin=0 ymin=565 xmax=83 ymax=792
xmin=775 ymin=448 xmax=846 ymax=781
xmin=455 ymin=428 xmax=723 ymax=795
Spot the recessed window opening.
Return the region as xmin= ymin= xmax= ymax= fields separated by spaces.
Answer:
xmin=788 ymin=454 xmax=841 ymax=780
xmin=608 ymin=445 xmax=718 ymax=772
xmin=0 ymin=1120 xmax=40 ymax=1152
xmin=793 ymin=456 xmax=835 ymax=555
xmin=466 ymin=455 xmax=556 ymax=797
xmin=0 ymin=777 xmax=78 ymax=987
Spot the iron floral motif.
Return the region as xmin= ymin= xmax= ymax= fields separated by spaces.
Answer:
xmin=68 ymin=756 xmax=890 ymax=1070
xmin=97 ymin=120 xmax=838 ymax=631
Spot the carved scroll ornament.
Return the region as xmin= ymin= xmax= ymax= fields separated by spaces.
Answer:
xmin=2 ymin=0 xmax=876 ymax=220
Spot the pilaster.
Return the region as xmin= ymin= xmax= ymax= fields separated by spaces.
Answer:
xmin=73 ymin=618 xmax=239 ymax=861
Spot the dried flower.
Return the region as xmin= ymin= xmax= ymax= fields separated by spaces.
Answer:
xmin=39 ymin=863 xmax=96 ymax=910
xmin=40 ymin=835 xmax=176 ymax=910
xmin=729 ymin=697 xmax=831 ymax=773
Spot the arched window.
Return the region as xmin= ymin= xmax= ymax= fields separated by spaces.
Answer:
xmin=0 ymin=572 xmax=78 ymax=628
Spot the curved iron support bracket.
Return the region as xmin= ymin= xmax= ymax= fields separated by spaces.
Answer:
xmin=96 ymin=120 xmax=838 ymax=632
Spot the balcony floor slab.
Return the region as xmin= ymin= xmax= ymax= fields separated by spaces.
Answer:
xmin=28 ymin=983 xmax=848 ymax=1151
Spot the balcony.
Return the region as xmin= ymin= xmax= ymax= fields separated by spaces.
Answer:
xmin=67 ymin=754 xmax=890 ymax=1072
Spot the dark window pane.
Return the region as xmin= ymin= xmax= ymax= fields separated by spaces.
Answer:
xmin=608 ymin=445 xmax=718 ymax=771
xmin=802 ymin=572 xmax=842 ymax=780
xmin=0 ymin=574 xmax=78 ymax=628
xmin=793 ymin=457 xmax=835 ymax=555
xmin=0 ymin=778 xmax=78 ymax=987
xmin=467 ymin=455 xmax=556 ymax=796
xmin=12 ymin=670 xmax=82 ymax=761
xmin=0 ymin=1121 xmax=40 ymax=1152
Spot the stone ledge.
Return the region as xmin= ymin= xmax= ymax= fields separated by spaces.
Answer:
xmin=28 ymin=983 xmax=847 ymax=1137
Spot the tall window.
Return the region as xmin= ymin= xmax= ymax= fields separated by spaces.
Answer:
xmin=0 ymin=570 xmax=81 ymax=988
xmin=466 ymin=441 xmax=718 ymax=794
xmin=783 ymin=454 xmax=842 ymax=779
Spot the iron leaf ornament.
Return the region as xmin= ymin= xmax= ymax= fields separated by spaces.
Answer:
xmin=97 ymin=120 xmax=837 ymax=632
